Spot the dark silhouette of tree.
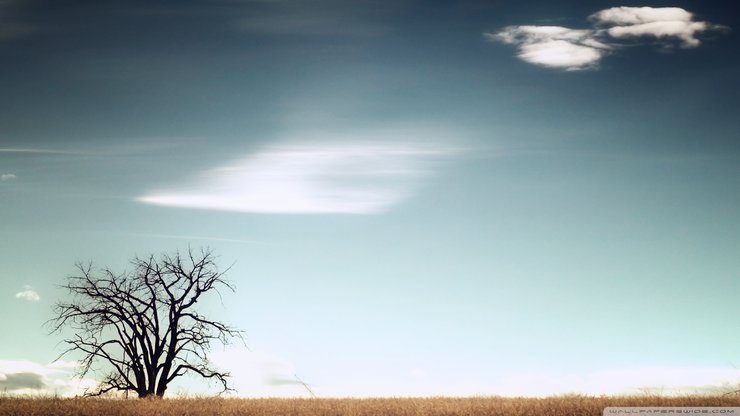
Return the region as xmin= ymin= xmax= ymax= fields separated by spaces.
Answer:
xmin=49 ymin=248 xmax=243 ymax=398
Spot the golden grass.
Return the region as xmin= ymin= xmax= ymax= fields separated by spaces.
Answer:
xmin=2 ymin=395 xmax=740 ymax=416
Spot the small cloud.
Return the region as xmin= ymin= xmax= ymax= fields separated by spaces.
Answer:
xmin=1 ymin=173 xmax=16 ymax=181
xmin=15 ymin=285 xmax=40 ymax=302
xmin=138 ymin=132 xmax=459 ymax=214
xmin=486 ymin=6 xmax=728 ymax=70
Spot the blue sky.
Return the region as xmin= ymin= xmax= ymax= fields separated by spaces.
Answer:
xmin=1 ymin=0 xmax=740 ymax=397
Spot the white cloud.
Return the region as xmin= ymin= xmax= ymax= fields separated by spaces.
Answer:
xmin=138 ymin=134 xmax=458 ymax=214
xmin=487 ymin=7 xmax=728 ymax=70
xmin=15 ymin=285 xmax=40 ymax=302
xmin=591 ymin=7 xmax=727 ymax=48
xmin=591 ymin=6 xmax=693 ymax=26
xmin=1 ymin=173 xmax=16 ymax=181
xmin=518 ymin=40 xmax=603 ymax=69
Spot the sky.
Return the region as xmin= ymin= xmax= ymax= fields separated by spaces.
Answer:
xmin=1 ymin=0 xmax=740 ymax=398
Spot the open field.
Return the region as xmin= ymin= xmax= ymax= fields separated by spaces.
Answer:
xmin=2 ymin=395 xmax=740 ymax=416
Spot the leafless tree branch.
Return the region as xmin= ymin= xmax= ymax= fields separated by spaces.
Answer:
xmin=48 ymin=247 xmax=244 ymax=398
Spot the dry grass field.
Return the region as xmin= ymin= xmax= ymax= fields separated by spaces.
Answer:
xmin=2 ymin=395 xmax=740 ymax=416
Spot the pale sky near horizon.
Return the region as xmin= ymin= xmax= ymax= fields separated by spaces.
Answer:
xmin=2 ymin=0 xmax=740 ymax=398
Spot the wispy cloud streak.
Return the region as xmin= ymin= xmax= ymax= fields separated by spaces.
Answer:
xmin=138 ymin=138 xmax=458 ymax=214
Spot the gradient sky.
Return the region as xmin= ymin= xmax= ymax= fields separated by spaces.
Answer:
xmin=2 ymin=0 xmax=740 ymax=397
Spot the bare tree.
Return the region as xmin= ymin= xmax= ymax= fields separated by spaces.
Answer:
xmin=49 ymin=248 xmax=243 ymax=398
